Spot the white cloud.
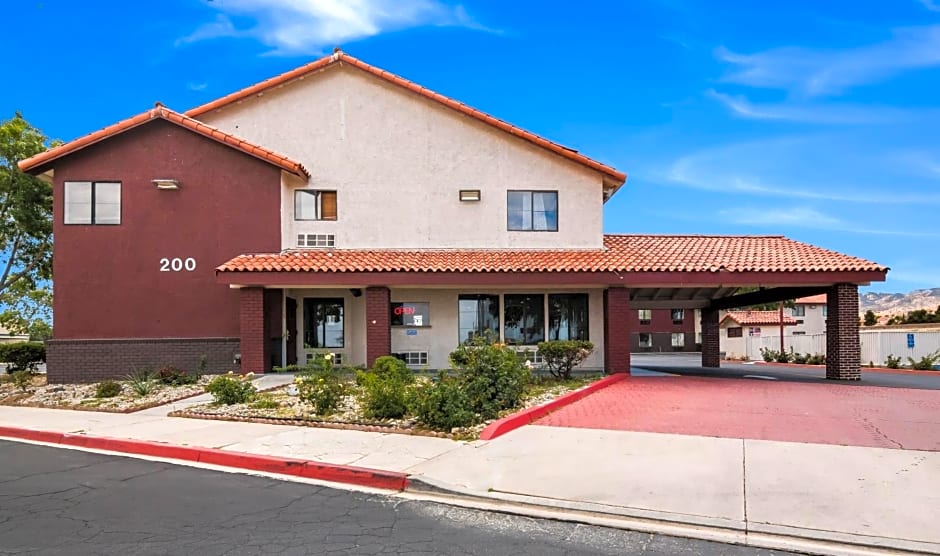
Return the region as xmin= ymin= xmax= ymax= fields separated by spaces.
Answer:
xmin=716 ymin=24 xmax=940 ymax=97
xmin=719 ymin=207 xmax=940 ymax=237
xmin=179 ymin=0 xmax=491 ymax=55
xmin=704 ymin=89 xmax=912 ymax=124
xmin=664 ymin=136 xmax=940 ymax=204
xmin=187 ymin=82 xmax=208 ymax=91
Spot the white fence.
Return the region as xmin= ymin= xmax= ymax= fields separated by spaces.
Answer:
xmin=745 ymin=330 xmax=940 ymax=366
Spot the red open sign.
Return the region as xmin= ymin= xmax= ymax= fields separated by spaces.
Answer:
xmin=393 ymin=306 xmax=416 ymax=316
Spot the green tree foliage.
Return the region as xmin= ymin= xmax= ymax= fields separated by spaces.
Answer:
xmin=863 ymin=310 xmax=878 ymax=326
xmin=886 ymin=305 xmax=940 ymax=326
xmin=0 ymin=113 xmax=56 ymax=335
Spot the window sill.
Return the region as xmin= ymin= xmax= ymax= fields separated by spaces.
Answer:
xmin=391 ymin=325 xmax=432 ymax=329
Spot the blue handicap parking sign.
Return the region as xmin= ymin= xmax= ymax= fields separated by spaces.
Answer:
xmin=907 ymin=333 xmax=915 ymax=348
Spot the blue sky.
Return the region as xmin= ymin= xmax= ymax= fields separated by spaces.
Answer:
xmin=5 ymin=0 xmax=940 ymax=293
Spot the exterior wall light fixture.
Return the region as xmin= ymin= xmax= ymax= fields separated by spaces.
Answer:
xmin=152 ymin=179 xmax=180 ymax=190
xmin=459 ymin=189 xmax=480 ymax=202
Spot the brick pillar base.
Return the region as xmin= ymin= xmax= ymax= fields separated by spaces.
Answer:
xmin=826 ymin=283 xmax=861 ymax=380
xmin=701 ymin=308 xmax=720 ymax=368
xmin=603 ymin=288 xmax=631 ymax=374
xmin=239 ymin=287 xmax=269 ymax=374
xmin=365 ymin=286 xmax=391 ymax=367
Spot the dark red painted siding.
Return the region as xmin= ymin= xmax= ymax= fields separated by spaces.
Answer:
xmin=51 ymin=119 xmax=281 ymax=340
xmin=631 ymin=308 xmax=698 ymax=352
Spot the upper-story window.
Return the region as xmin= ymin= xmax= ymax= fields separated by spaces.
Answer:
xmin=791 ymin=305 xmax=806 ymax=317
xmin=295 ymin=190 xmax=337 ymax=221
xmin=638 ymin=309 xmax=652 ymax=324
xmin=64 ymin=181 xmax=121 ymax=225
xmin=507 ymin=190 xmax=558 ymax=231
xmin=671 ymin=309 xmax=685 ymax=323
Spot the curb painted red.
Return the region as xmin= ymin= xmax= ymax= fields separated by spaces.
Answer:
xmin=479 ymin=373 xmax=629 ymax=440
xmin=0 ymin=426 xmax=408 ymax=491
xmin=750 ymin=361 xmax=940 ymax=376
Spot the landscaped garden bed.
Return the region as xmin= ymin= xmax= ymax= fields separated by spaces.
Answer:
xmin=0 ymin=367 xmax=216 ymax=413
xmin=171 ymin=339 xmax=601 ymax=440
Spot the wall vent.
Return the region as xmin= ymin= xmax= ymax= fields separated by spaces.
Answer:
xmin=297 ymin=234 xmax=335 ymax=248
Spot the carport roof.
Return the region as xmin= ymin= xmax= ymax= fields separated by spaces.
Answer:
xmin=218 ymin=234 xmax=887 ymax=274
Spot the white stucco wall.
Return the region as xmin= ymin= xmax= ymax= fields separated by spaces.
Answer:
xmin=199 ymin=64 xmax=606 ymax=250
xmin=791 ymin=303 xmax=828 ymax=335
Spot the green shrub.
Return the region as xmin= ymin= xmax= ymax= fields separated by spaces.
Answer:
xmin=759 ymin=348 xmax=778 ymax=363
xmin=296 ymin=370 xmax=346 ymax=415
xmin=11 ymin=370 xmax=32 ymax=392
xmin=95 ymin=380 xmax=122 ymax=398
xmin=197 ymin=354 xmax=208 ymax=374
xmin=205 ymin=373 xmax=257 ymax=405
xmin=0 ymin=342 xmax=46 ymax=373
xmin=536 ymin=340 xmax=594 ymax=379
xmin=908 ymin=350 xmax=940 ymax=371
xmin=790 ymin=353 xmax=809 ymax=364
xmin=406 ymin=374 xmax=476 ymax=431
xmin=250 ymin=394 xmax=280 ymax=409
xmin=774 ymin=350 xmax=791 ymax=363
xmin=806 ymin=353 xmax=826 ymax=365
xmin=886 ymin=354 xmax=902 ymax=369
xmin=156 ymin=366 xmax=198 ymax=386
xmin=125 ymin=368 xmax=157 ymax=396
xmin=370 ymin=355 xmax=414 ymax=383
xmin=449 ymin=337 xmax=530 ymax=420
xmin=357 ymin=371 xmax=409 ymax=420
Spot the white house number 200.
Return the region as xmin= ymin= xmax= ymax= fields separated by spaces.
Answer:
xmin=160 ymin=257 xmax=197 ymax=272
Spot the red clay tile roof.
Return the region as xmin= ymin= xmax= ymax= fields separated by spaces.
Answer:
xmin=185 ymin=50 xmax=626 ymax=188
xmin=217 ymin=234 xmax=887 ymax=274
xmin=721 ymin=311 xmax=798 ymax=326
xmin=795 ymin=294 xmax=827 ymax=304
xmin=18 ymin=104 xmax=309 ymax=179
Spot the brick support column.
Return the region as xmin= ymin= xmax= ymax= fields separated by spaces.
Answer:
xmin=365 ymin=286 xmax=391 ymax=367
xmin=239 ymin=287 xmax=269 ymax=374
xmin=826 ymin=283 xmax=861 ymax=380
xmin=603 ymin=287 xmax=631 ymax=374
xmin=701 ymin=308 xmax=720 ymax=368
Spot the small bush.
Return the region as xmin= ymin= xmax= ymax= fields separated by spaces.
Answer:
xmin=774 ymin=350 xmax=791 ymax=363
xmin=406 ymin=374 xmax=476 ymax=431
xmin=759 ymin=348 xmax=778 ymax=363
xmin=450 ymin=337 xmax=531 ymax=420
xmin=537 ymin=340 xmax=594 ymax=380
xmin=371 ymin=355 xmax=414 ymax=383
xmin=197 ymin=354 xmax=208 ymax=374
xmin=95 ymin=380 xmax=122 ymax=398
xmin=791 ymin=353 xmax=809 ymax=364
xmin=0 ymin=342 xmax=46 ymax=373
xmin=806 ymin=353 xmax=826 ymax=365
xmin=11 ymin=370 xmax=33 ymax=392
xmin=156 ymin=366 xmax=198 ymax=386
xmin=357 ymin=371 xmax=409 ymax=420
xmin=908 ymin=350 xmax=940 ymax=371
xmin=206 ymin=373 xmax=257 ymax=405
xmin=250 ymin=394 xmax=280 ymax=409
xmin=125 ymin=368 xmax=157 ymax=396
xmin=885 ymin=354 xmax=902 ymax=369
xmin=296 ymin=370 xmax=346 ymax=415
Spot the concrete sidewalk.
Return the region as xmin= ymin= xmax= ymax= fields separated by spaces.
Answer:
xmin=2 ymin=401 xmax=939 ymax=554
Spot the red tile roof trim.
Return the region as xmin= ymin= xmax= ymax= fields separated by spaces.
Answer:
xmin=721 ymin=311 xmax=799 ymax=326
xmin=794 ymin=294 xmax=827 ymax=304
xmin=185 ymin=51 xmax=626 ymax=186
xmin=18 ymin=104 xmax=309 ymax=179
xmin=217 ymin=234 xmax=888 ymax=274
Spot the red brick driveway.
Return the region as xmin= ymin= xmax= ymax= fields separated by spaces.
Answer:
xmin=535 ymin=376 xmax=940 ymax=451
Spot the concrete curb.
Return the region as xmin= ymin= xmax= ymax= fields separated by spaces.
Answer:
xmin=751 ymin=362 xmax=940 ymax=376
xmin=479 ymin=373 xmax=628 ymax=440
xmin=405 ymin=476 xmax=940 ymax=556
xmin=0 ymin=426 xmax=409 ymax=491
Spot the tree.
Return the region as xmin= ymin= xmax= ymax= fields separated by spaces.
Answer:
xmin=0 ymin=113 xmax=55 ymax=335
xmin=863 ymin=310 xmax=877 ymax=326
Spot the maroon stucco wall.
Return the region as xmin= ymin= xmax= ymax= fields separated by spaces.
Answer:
xmin=47 ymin=119 xmax=282 ymax=378
xmin=630 ymin=308 xmax=698 ymax=352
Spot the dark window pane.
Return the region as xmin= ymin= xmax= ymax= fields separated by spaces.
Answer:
xmin=549 ymin=294 xmax=589 ymax=341
xmin=303 ymin=298 xmax=344 ymax=348
xmin=391 ymin=302 xmax=430 ymax=327
xmin=504 ymin=294 xmax=545 ymax=344
xmin=458 ymin=295 xmax=500 ymax=343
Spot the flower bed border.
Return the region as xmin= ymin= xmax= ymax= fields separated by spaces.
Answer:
xmin=168 ymin=409 xmax=458 ymax=439
xmin=0 ymin=388 xmax=207 ymax=414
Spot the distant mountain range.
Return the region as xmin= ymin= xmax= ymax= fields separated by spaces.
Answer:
xmin=860 ymin=288 xmax=940 ymax=315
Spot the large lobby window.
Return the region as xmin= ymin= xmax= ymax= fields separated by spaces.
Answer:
xmin=504 ymin=294 xmax=545 ymax=345
xmin=304 ymin=298 xmax=344 ymax=348
xmin=458 ymin=294 xmax=499 ymax=343
xmin=548 ymin=294 xmax=589 ymax=341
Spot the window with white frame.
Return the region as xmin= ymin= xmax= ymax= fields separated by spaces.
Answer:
xmin=748 ymin=327 xmax=761 ymax=337
xmin=399 ymin=352 xmax=428 ymax=366
xmin=638 ymin=333 xmax=652 ymax=348
xmin=507 ymin=190 xmax=558 ymax=231
xmin=671 ymin=332 xmax=685 ymax=347
xmin=791 ymin=305 xmax=806 ymax=317
xmin=294 ymin=190 xmax=337 ymax=220
xmin=64 ymin=181 xmax=121 ymax=225
xmin=638 ymin=309 xmax=652 ymax=324
xmin=297 ymin=234 xmax=335 ymax=248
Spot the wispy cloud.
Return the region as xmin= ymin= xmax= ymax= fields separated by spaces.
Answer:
xmin=716 ymin=24 xmax=940 ymax=97
xmin=918 ymin=0 xmax=940 ymax=12
xmin=187 ymin=82 xmax=208 ymax=92
xmin=719 ymin=206 xmax=940 ymax=237
xmin=704 ymin=89 xmax=912 ymax=124
xmin=664 ymin=137 xmax=940 ymax=204
xmin=179 ymin=0 xmax=494 ymax=55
